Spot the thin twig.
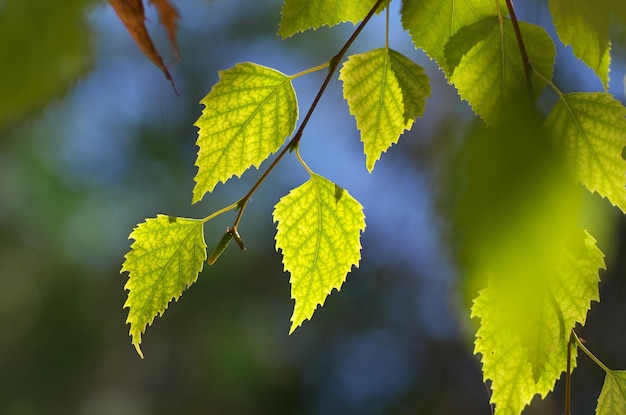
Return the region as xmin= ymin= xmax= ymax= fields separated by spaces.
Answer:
xmin=231 ymin=0 xmax=387 ymax=231
xmin=573 ymin=331 xmax=611 ymax=373
xmin=504 ymin=0 xmax=533 ymax=100
xmin=565 ymin=331 xmax=573 ymax=415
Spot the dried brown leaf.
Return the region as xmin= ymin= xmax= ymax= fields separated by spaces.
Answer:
xmin=108 ymin=0 xmax=179 ymax=95
xmin=149 ymin=0 xmax=180 ymax=62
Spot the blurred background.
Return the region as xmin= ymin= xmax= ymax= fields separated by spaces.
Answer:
xmin=1 ymin=0 xmax=625 ymax=414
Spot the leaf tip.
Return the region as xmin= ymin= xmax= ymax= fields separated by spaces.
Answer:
xmin=276 ymin=26 xmax=293 ymax=40
xmin=133 ymin=341 xmax=145 ymax=359
xmin=289 ymin=312 xmax=307 ymax=335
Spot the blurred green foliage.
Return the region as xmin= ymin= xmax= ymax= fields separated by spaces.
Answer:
xmin=0 ymin=0 xmax=97 ymax=133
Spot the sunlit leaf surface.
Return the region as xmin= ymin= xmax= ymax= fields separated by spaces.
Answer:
xmin=401 ymin=0 xmax=498 ymax=70
xmin=193 ymin=63 xmax=298 ymax=202
xmin=273 ymin=174 xmax=365 ymax=333
xmin=278 ymin=0 xmax=383 ymax=38
xmin=545 ymin=92 xmax=626 ymax=213
xmin=341 ymin=48 xmax=429 ymax=171
xmin=121 ymin=215 xmax=207 ymax=357
xmin=597 ymin=370 xmax=626 ymax=415
xmin=472 ymin=231 xmax=603 ymax=415
xmin=445 ymin=17 xmax=555 ymax=125
xmin=549 ymin=0 xmax=611 ymax=89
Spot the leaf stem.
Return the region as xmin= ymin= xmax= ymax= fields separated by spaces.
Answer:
xmin=230 ymin=0 xmax=388 ymax=231
xmin=295 ymin=144 xmax=314 ymax=176
xmin=532 ymin=67 xmax=564 ymax=98
xmin=504 ymin=0 xmax=533 ymax=100
xmin=573 ymin=330 xmax=612 ymax=373
xmin=202 ymin=201 xmax=239 ymax=223
xmin=290 ymin=62 xmax=330 ymax=79
xmin=385 ymin=4 xmax=390 ymax=50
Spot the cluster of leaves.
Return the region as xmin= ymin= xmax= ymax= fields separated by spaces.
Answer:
xmin=119 ymin=0 xmax=626 ymax=413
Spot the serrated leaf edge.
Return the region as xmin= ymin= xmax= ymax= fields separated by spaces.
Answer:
xmin=120 ymin=215 xmax=207 ymax=358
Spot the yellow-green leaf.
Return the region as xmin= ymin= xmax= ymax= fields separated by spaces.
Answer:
xmin=121 ymin=215 xmax=207 ymax=357
xmin=401 ymin=0 xmax=499 ymax=70
xmin=278 ymin=0 xmax=383 ymax=38
xmin=597 ymin=370 xmax=626 ymax=415
xmin=193 ymin=63 xmax=298 ymax=203
xmin=472 ymin=231 xmax=604 ymax=415
xmin=273 ymin=174 xmax=366 ymax=333
xmin=450 ymin=113 xmax=605 ymax=415
xmin=545 ymin=92 xmax=626 ymax=213
xmin=387 ymin=50 xmax=431 ymax=129
xmin=549 ymin=0 xmax=611 ymax=89
xmin=445 ymin=17 xmax=555 ymax=125
xmin=340 ymin=48 xmax=429 ymax=172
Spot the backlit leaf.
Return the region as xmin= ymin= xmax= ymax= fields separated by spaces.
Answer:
xmin=445 ymin=17 xmax=555 ymax=125
xmin=401 ymin=0 xmax=498 ymax=70
xmin=273 ymin=174 xmax=365 ymax=333
xmin=545 ymin=92 xmax=626 ymax=213
xmin=549 ymin=0 xmax=611 ymax=89
xmin=340 ymin=48 xmax=429 ymax=171
xmin=278 ymin=0 xmax=383 ymax=38
xmin=387 ymin=50 xmax=431 ymax=129
xmin=450 ymin=111 xmax=605 ymax=414
xmin=597 ymin=370 xmax=626 ymax=415
xmin=121 ymin=215 xmax=207 ymax=357
xmin=472 ymin=230 xmax=603 ymax=415
xmin=193 ymin=63 xmax=298 ymax=203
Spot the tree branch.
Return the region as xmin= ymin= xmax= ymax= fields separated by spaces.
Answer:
xmin=231 ymin=0 xmax=388 ymax=231
xmin=505 ymin=0 xmax=533 ymax=100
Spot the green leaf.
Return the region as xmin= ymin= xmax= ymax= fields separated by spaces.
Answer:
xmin=400 ymin=0 xmax=499 ymax=70
xmin=193 ymin=63 xmax=298 ymax=203
xmin=611 ymin=0 xmax=626 ymax=23
xmin=545 ymin=92 xmax=626 ymax=213
xmin=597 ymin=370 xmax=626 ymax=415
xmin=386 ymin=50 xmax=431 ymax=129
xmin=449 ymin=112 xmax=605 ymax=414
xmin=340 ymin=48 xmax=429 ymax=172
xmin=278 ymin=0 xmax=383 ymax=38
xmin=549 ymin=0 xmax=611 ymax=89
xmin=472 ymin=230 xmax=604 ymax=415
xmin=445 ymin=17 xmax=555 ymax=125
xmin=121 ymin=215 xmax=207 ymax=357
xmin=0 ymin=0 xmax=94 ymax=132
xmin=273 ymin=174 xmax=366 ymax=333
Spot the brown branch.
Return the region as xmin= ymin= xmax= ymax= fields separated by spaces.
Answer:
xmin=505 ymin=0 xmax=533 ymax=100
xmin=565 ymin=331 xmax=573 ymax=415
xmin=231 ymin=0 xmax=388 ymax=231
